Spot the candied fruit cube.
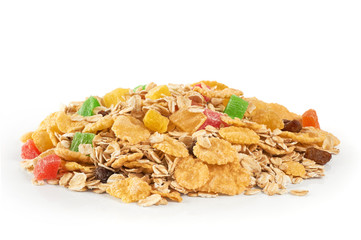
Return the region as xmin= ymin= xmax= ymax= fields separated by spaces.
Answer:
xmin=169 ymin=108 xmax=207 ymax=133
xmin=70 ymin=132 xmax=95 ymax=152
xmin=77 ymin=96 xmax=101 ymax=117
xmin=198 ymin=109 xmax=227 ymax=130
xmin=145 ymin=85 xmax=171 ymax=100
xmin=143 ymin=109 xmax=169 ymax=133
xmin=21 ymin=139 xmax=41 ymax=159
xmin=33 ymin=154 xmax=61 ymax=180
xmin=133 ymin=84 xmax=146 ymax=92
xmin=224 ymin=95 xmax=249 ymax=119
xmin=302 ymin=109 xmax=320 ymax=129
xmin=103 ymin=88 xmax=130 ymax=108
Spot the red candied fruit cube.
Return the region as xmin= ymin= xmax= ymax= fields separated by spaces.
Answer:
xmin=302 ymin=109 xmax=320 ymax=129
xmin=193 ymin=84 xmax=211 ymax=102
xmin=33 ymin=154 xmax=61 ymax=180
xmin=198 ymin=109 xmax=228 ymax=130
xmin=21 ymin=139 xmax=41 ymax=159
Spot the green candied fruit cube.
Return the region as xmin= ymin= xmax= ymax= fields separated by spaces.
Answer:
xmin=224 ymin=95 xmax=249 ymax=119
xmin=70 ymin=132 xmax=96 ymax=152
xmin=133 ymin=84 xmax=147 ymax=92
xmin=77 ymin=96 xmax=101 ymax=117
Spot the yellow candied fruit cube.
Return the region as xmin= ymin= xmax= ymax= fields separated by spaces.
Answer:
xmin=103 ymin=88 xmax=130 ymax=108
xmin=145 ymin=85 xmax=171 ymax=100
xmin=143 ymin=109 xmax=169 ymax=133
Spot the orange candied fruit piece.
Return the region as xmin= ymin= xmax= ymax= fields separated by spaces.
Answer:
xmin=302 ymin=109 xmax=320 ymax=129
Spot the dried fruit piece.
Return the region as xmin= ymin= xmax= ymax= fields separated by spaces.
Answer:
xmin=32 ymin=129 xmax=55 ymax=152
xmin=112 ymin=115 xmax=150 ymax=144
xmin=133 ymin=84 xmax=146 ymax=92
xmin=193 ymin=137 xmax=238 ymax=165
xmin=198 ymin=109 xmax=226 ymax=130
xmin=21 ymin=139 xmax=41 ymax=159
xmin=169 ymin=108 xmax=207 ymax=133
xmin=143 ymin=109 xmax=169 ymax=133
xmin=95 ymin=166 xmax=114 ymax=183
xmin=174 ymin=156 xmax=209 ymax=190
xmin=33 ymin=154 xmax=61 ymax=180
xmin=103 ymin=88 xmax=130 ymax=108
xmin=224 ymin=95 xmax=249 ymax=119
xmin=219 ymin=126 xmax=259 ymax=144
xmin=283 ymin=161 xmax=306 ymax=177
xmin=106 ymin=177 xmax=151 ymax=203
xmin=197 ymin=162 xmax=250 ymax=195
xmin=145 ymin=85 xmax=171 ymax=100
xmin=77 ymin=96 xmax=101 ymax=117
xmin=153 ymin=135 xmax=189 ymax=157
xmin=304 ymin=147 xmax=332 ymax=165
xmin=282 ymin=119 xmax=302 ymax=132
xmin=70 ymin=132 xmax=95 ymax=152
xmin=302 ymin=109 xmax=320 ymax=129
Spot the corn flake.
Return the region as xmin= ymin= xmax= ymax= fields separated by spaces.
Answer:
xmin=220 ymin=115 xmax=265 ymax=130
xmin=83 ymin=115 xmax=114 ymax=133
xmin=191 ymin=80 xmax=229 ymax=90
xmin=111 ymin=153 xmax=144 ymax=168
xmin=54 ymin=147 xmax=93 ymax=164
xmin=153 ymin=135 xmax=189 ymax=157
xmin=283 ymin=161 xmax=306 ymax=177
xmin=56 ymin=111 xmax=88 ymax=133
xmin=106 ymin=177 xmax=152 ymax=203
xmin=111 ymin=115 xmax=150 ymax=144
xmin=197 ymin=162 xmax=250 ymax=195
xmin=193 ymin=137 xmax=238 ymax=165
xmin=219 ymin=126 xmax=260 ymax=144
xmin=174 ymin=156 xmax=209 ymax=190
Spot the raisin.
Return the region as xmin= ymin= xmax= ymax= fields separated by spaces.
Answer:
xmin=282 ymin=119 xmax=302 ymax=133
xmin=188 ymin=140 xmax=197 ymax=157
xmin=95 ymin=166 xmax=114 ymax=183
xmin=304 ymin=147 xmax=332 ymax=165
xmin=98 ymin=110 xmax=110 ymax=116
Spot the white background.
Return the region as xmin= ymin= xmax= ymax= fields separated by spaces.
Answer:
xmin=1 ymin=1 xmax=360 ymax=239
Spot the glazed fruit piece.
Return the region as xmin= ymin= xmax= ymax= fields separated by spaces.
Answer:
xmin=143 ymin=109 xmax=169 ymax=133
xmin=77 ymin=96 xmax=101 ymax=117
xmin=198 ymin=109 xmax=226 ymax=130
xmin=33 ymin=154 xmax=61 ymax=180
xmin=103 ymin=88 xmax=130 ymax=108
xmin=70 ymin=132 xmax=95 ymax=152
xmin=224 ymin=94 xmax=249 ymax=119
xmin=302 ymin=109 xmax=320 ymax=129
xmin=21 ymin=139 xmax=41 ymax=159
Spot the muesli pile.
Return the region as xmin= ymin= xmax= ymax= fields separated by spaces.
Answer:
xmin=20 ymin=81 xmax=340 ymax=206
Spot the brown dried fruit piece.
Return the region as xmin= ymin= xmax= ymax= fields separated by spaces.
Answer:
xmin=193 ymin=137 xmax=238 ymax=165
xmin=174 ymin=156 xmax=209 ymax=190
xmin=197 ymin=162 xmax=250 ymax=195
xmin=282 ymin=119 xmax=302 ymax=133
xmin=304 ymin=147 xmax=332 ymax=165
xmin=106 ymin=177 xmax=151 ymax=203
xmin=112 ymin=115 xmax=150 ymax=144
